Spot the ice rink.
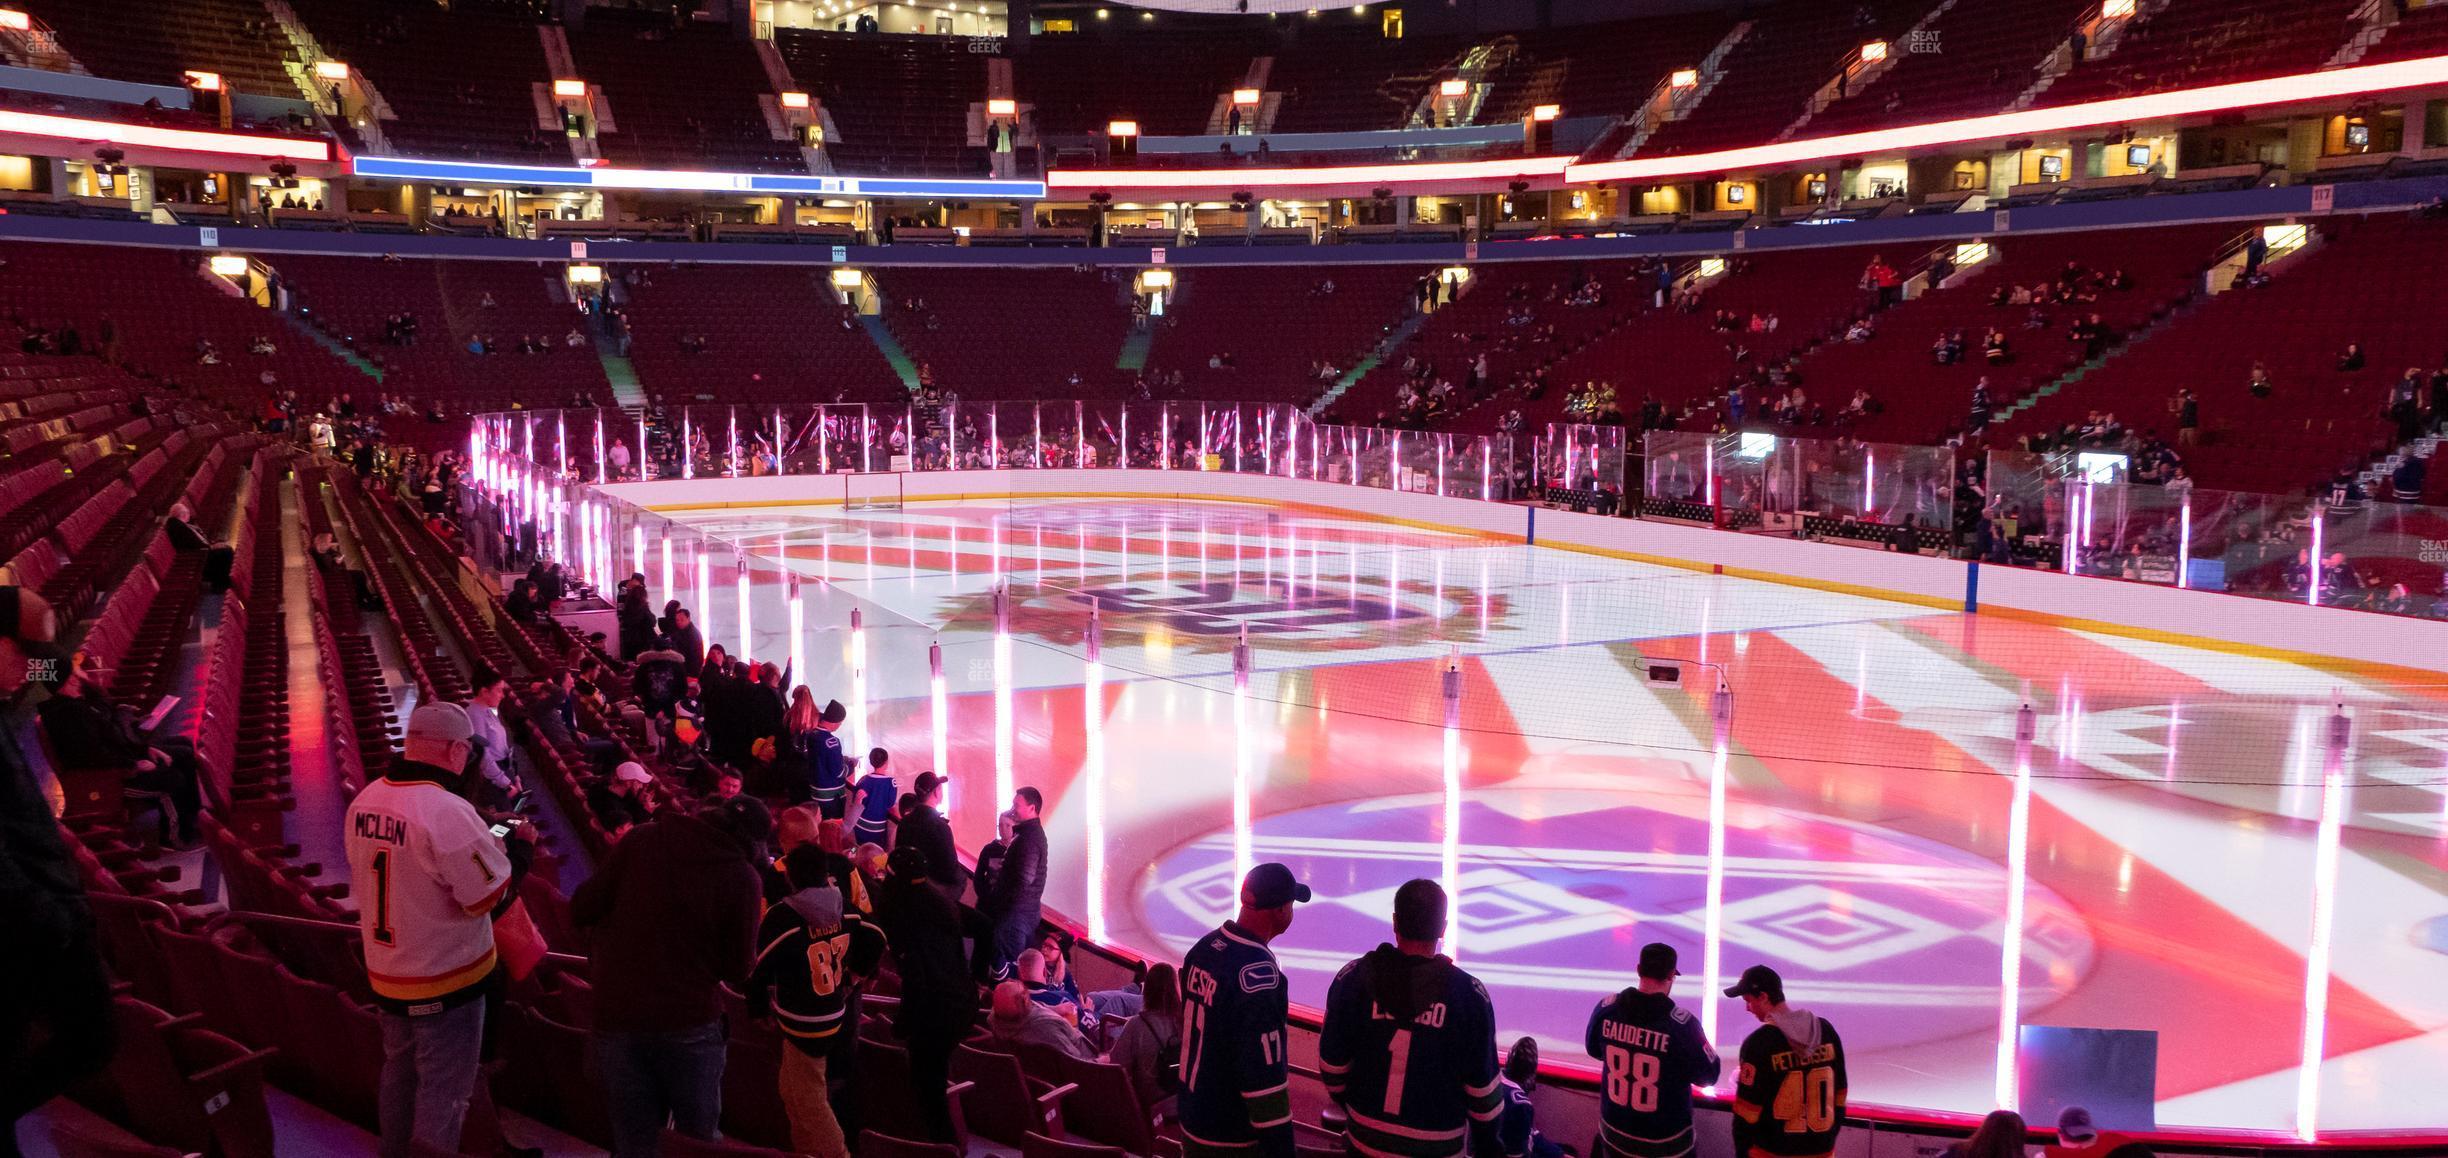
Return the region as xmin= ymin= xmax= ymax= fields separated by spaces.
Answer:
xmin=646 ymin=495 xmax=2448 ymax=1136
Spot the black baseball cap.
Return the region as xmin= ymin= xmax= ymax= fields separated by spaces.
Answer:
xmin=914 ymin=771 xmax=949 ymax=798
xmin=1724 ymin=964 xmax=1784 ymax=1002
xmin=1637 ymin=942 xmax=1680 ymax=981
xmin=1242 ymin=862 xmax=1312 ymax=909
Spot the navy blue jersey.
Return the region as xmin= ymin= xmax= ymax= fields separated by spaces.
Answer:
xmin=1318 ymin=947 xmax=1502 ymax=1158
xmin=1176 ymin=921 xmax=1293 ymax=1158
xmin=1488 ymin=1078 xmax=1560 ymax=1158
xmin=809 ymin=729 xmax=848 ymax=810
xmin=1583 ymin=990 xmax=1721 ymax=1158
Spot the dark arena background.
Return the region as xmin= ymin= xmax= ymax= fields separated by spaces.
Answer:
xmin=4 ymin=1 xmax=2448 ymax=1156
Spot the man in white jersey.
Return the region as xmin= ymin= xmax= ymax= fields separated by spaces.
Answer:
xmin=346 ymin=702 xmax=523 ymax=1158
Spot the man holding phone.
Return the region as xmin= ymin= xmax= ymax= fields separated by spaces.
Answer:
xmin=346 ymin=702 xmax=529 ymax=1158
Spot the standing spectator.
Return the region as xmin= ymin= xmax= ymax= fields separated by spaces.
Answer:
xmin=749 ymin=845 xmax=886 ymax=1158
xmin=985 ymin=979 xmax=1094 ymax=1060
xmin=343 ymin=704 xmax=523 ymax=1158
xmin=2176 ymin=389 xmax=2200 ymax=447
xmin=570 ymin=796 xmax=771 ymax=1157
xmin=852 ymin=746 xmax=896 ymax=847
xmin=617 ymin=581 xmax=657 ymax=661
xmin=982 ymin=786 xmax=1047 ymax=980
xmin=878 ymin=843 xmax=982 ymax=1143
xmin=1585 ymin=942 xmax=1719 ymax=1158
xmin=1108 ymin=963 xmax=1183 ymax=1117
xmin=667 ymin=607 xmax=705 ymax=676
xmin=972 ymin=808 xmax=1016 ymax=902
xmin=804 ymin=696 xmax=850 ymax=815
xmin=1319 ymin=878 xmax=1503 ymax=1158
xmin=895 ymin=771 xmax=963 ymax=897
xmin=462 ymin=665 xmax=519 ymax=810
xmin=1725 ymin=966 xmax=1846 ymax=1158
xmin=1178 ymin=863 xmax=1310 ymax=1158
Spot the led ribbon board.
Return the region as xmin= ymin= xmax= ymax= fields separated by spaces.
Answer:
xmin=352 ymin=155 xmax=1047 ymax=199
xmin=0 ymin=109 xmax=330 ymax=162
xmin=1570 ymin=52 xmax=2448 ymax=184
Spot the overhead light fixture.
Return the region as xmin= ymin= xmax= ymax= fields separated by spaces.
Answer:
xmin=987 ymin=97 xmax=1017 ymax=116
xmin=314 ymin=60 xmax=349 ymax=80
xmin=1671 ymin=68 xmax=1699 ymax=88
xmin=1233 ymin=88 xmax=1261 ymax=106
xmin=1107 ymin=120 xmax=1140 ymax=137
xmin=552 ymin=78 xmax=588 ymax=99
xmin=184 ymin=70 xmax=223 ymax=91
xmin=1140 ymin=269 xmax=1173 ymax=288
xmin=1532 ymin=104 xmax=1560 ymax=122
xmin=1860 ymin=40 xmax=1889 ymax=63
xmin=0 ymin=9 xmax=29 ymax=31
xmin=209 ymin=254 xmax=249 ymax=277
xmin=1439 ymin=79 xmax=1468 ymax=98
xmin=830 ymin=268 xmax=864 ymax=288
xmin=780 ymin=91 xmax=811 ymax=109
xmin=566 ymin=263 xmax=604 ymax=284
xmin=2102 ymin=0 xmax=2136 ymax=17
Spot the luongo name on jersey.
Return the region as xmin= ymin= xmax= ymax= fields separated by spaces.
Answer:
xmin=1318 ymin=947 xmax=1502 ymax=1158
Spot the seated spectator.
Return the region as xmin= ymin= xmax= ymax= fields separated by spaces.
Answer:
xmin=2339 ymin=342 xmax=2365 ymax=372
xmin=2041 ymin=1106 xmax=2147 ymax=1158
xmin=586 ymin=761 xmax=657 ymax=837
xmin=2249 ymin=362 xmax=2274 ymax=399
xmin=1107 ymin=963 xmax=1182 ymax=1117
xmin=39 ymin=658 xmax=201 ymax=845
xmin=985 ymin=980 xmax=1093 ymax=1061
xmin=1983 ymin=329 xmax=2011 ymax=364
xmin=1946 ymin=1110 xmax=2029 ymax=1158
xmin=1493 ymin=1038 xmax=1563 ymax=1158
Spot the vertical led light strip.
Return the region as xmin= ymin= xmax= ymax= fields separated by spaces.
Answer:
xmin=2177 ymin=495 xmax=2193 ymax=588
xmin=2307 ymin=503 xmax=2326 ymax=608
xmin=1440 ymin=649 xmax=1464 ymax=964
xmin=594 ymin=416 xmax=606 ymax=485
xmin=2297 ymin=703 xmax=2352 ymax=1142
xmin=1082 ymin=599 xmax=1108 ymax=944
xmin=682 ymin=410 xmax=694 ymax=480
xmin=1863 ymin=449 xmax=1876 ymax=515
xmin=1699 ymin=679 xmax=1731 ymax=1069
xmin=993 ymin=582 xmax=1015 ymax=810
xmin=930 ymin=638 xmax=951 ymax=813
xmin=1997 ymin=705 xmax=2038 ymax=1111
xmin=631 ymin=524 xmax=644 ymax=581
xmin=639 ymin=415 xmax=651 ymax=481
xmin=2062 ymin=481 xmax=2081 ymax=574
xmin=696 ymin=545 xmax=713 ymax=649
xmin=775 ymin=408 xmax=787 ymax=476
xmin=736 ymin=555 xmax=753 ymax=658
xmin=849 ymin=607 xmax=870 ymax=757
xmin=1232 ymin=627 xmax=1255 ymax=886
xmin=660 ymin=537 xmax=674 ymax=603
xmin=788 ymin=579 xmax=807 ymax=700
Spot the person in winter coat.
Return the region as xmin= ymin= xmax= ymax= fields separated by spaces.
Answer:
xmin=981 ymin=786 xmax=1047 ymax=980
xmin=571 ymin=797 xmax=770 ymax=1157
xmin=878 ymin=843 xmax=983 ymax=1143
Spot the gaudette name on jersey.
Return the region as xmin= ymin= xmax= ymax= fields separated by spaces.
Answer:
xmin=1598 ymin=1021 xmax=1676 ymax=1051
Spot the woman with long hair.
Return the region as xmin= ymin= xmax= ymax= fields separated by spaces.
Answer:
xmin=770 ymin=685 xmax=822 ymax=802
xmin=1109 ymin=962 xmax=1183 ymax=1118
xmin=1945 ymin=1110 xmax=2028 ymax=1158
